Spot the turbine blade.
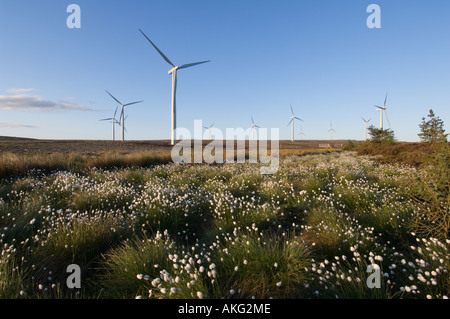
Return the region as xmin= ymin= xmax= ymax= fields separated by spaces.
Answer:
xmin=178 ymin=60 xmax=210 ymax=70
xmin=124 ymin=101 xmax=144 ymax=107
xmin=384 ymin=93 xmax=388 ymax=108
xmin=294 ymin=117 xmax=303 ymax=121
xmin=106 ymin=90 xmax=122 ymax=106
xmin=290 ymin=104 xmax=294 ymax=116
xmin=385 ymin=111 xmax=391 ymax=128
xmin=287 ymin=119 xmax=293 ymax=126
xmin=139 ymin=29 xmax=175 ymax=68
xmin=99 ymin=118 xmax=113 ymax=121
xmin=114 ymin=106 xmax=118 ymax=119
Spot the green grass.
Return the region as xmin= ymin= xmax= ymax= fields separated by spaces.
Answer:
xmin=211 ymin=230 xmax=312 ymax=299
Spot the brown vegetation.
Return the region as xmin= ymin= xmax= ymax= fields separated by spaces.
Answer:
xmin=355 ymin=142 xmax=442 ymax=167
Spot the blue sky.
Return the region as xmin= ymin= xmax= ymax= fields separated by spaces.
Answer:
xmin=0 ymin=0 xmax=449 ymax=142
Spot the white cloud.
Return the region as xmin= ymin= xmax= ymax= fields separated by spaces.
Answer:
xmin=5 ymin=88 xmax=35 ymax=94
xmin=0 ymin=123 xmax=38 ymax=129
xmin=0 ymin=89 xmax=92 ymax=112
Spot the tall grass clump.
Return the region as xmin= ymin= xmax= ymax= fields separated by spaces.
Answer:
xmin=211 ymin=230 xmax=312 ymax=299
xmin=0 ymin=249 xmax=24 ymax=299
xmin=101 ymin=231 xmax=211 ymax=299
xmin=400 ymin=236 xmax=449 ymax=299
xmin=26 ymin=211 xmax=133 ymax=295
xmin=100 ymin=233 xmax=174 ymax=298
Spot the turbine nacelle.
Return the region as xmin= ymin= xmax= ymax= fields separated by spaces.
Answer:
xmin=168 ymin=66 xmax=179 ymax=75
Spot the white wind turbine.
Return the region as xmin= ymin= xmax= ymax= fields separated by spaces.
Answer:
xmin=362 ymin=117 xmax=371 ymax=141
xmin=250 ymin=116 xmax=260 ymax=140
xmin=329 ymin=122 xmax=336 ymax=140
xmin=375 ymin=93 xmax=391 ymax=130
xmin=99 ymin=106 xmax=120 ymax=141
xmin=203 ymin=123 xmax=214 ymax=140
xmin=105 ymin=90 xmax=143 ymax=142
xmin=288 ymin=105 xmax=303 ymax=142
xmin=139 ymin=29 xmax=210 ymax=146
xmin=298 ymin=127 xmax=305 ymax=140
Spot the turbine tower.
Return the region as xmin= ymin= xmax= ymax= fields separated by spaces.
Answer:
xmin=139 ymin=29 xmax=210 ymax=146
xmin=375 ymin=93 xmax=391 ymax=130
xmin=105 ymin=90 xmax=143 ymax=142
xmin=288 ymin=105 xmax=303 ymax=142
xmin=99 ymin=106 xmax=120 ymax=141
xmin=362 ymin=117 xmax=371 ymax=141
xmin=329 ymin=122 xmax=336 ymax=140
xmin=203 ymin=123 xmax=214 ymax=140
xmin=250 ymin=116 xmax=260 ymax=140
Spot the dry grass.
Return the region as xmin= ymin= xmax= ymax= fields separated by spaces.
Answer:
xmin=355 ymin=142 xmax=440 ymax=167
xmin=0 ymin=137 xmax=352 ymax=178
xmin=0 ymin=151 xmax=173 ymax=179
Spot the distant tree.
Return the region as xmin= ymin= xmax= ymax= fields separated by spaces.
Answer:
xmin=367 ymin=125 xmax=396 ymax=144
xmin=418 ymin=109 xmax=447 ymax=143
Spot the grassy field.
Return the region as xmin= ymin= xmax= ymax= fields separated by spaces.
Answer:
xmin=0 ymin=138 xmax=448 ymax=299
xmin=0 ymin=137 xmax=353 ymax=179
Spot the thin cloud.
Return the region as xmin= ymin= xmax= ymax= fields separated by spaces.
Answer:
xmin=0 ymin=123 xmax=38 ymax=129
xmin=6 ymin=88 xmax=35 ymax=94
xmin=0 ymin=90 xmax=93 ymax=112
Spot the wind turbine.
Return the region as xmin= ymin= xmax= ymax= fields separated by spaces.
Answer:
xmin=362 ymin=117 xmax=371 ymax=141
xmin=288 ymin=105 xmax=303 ymax=141
xmin=375 ymin=93 xmax=391 ymax=130
xmin=105 ymin=90 xmax=143 ymax=142
xmin=203 ymin=123 xmax=214 ymax=140
xmin=139 ymin=29 xmax=210 ymax=146
xmin=99 ymin=106 xmax=120 ymax=141
xmin=329 ymin=122 xmax=336 ymax=140
xmin=298 ymin=127 xmax=305 ymax=140
xmin=250 ymin=116 xmax=260 ymax=140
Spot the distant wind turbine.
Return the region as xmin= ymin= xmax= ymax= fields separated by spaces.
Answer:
xmin=99 ymin=106 xmax=120 ymax=141
xmin=329 ymin=122 xmax=336 ymax=140
xmin=250 ymin=116 xmax=260 ymax=140
xmin=362 ymin=117 xmax=371 ymax=141
xmin=288 ymin=105 xmax=303 ymax=142
xmin=298 ymin=127 xmax=305 ymax=140
xmin=375 ymin=93 xmax=391 ymax=130
xmin=139 ymin=29 xmax=210 ymax=146
xmin=203 ymin=123 xmax=214 ymax=140
xmin=105 ymin=90 xmax=143 ymax=141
